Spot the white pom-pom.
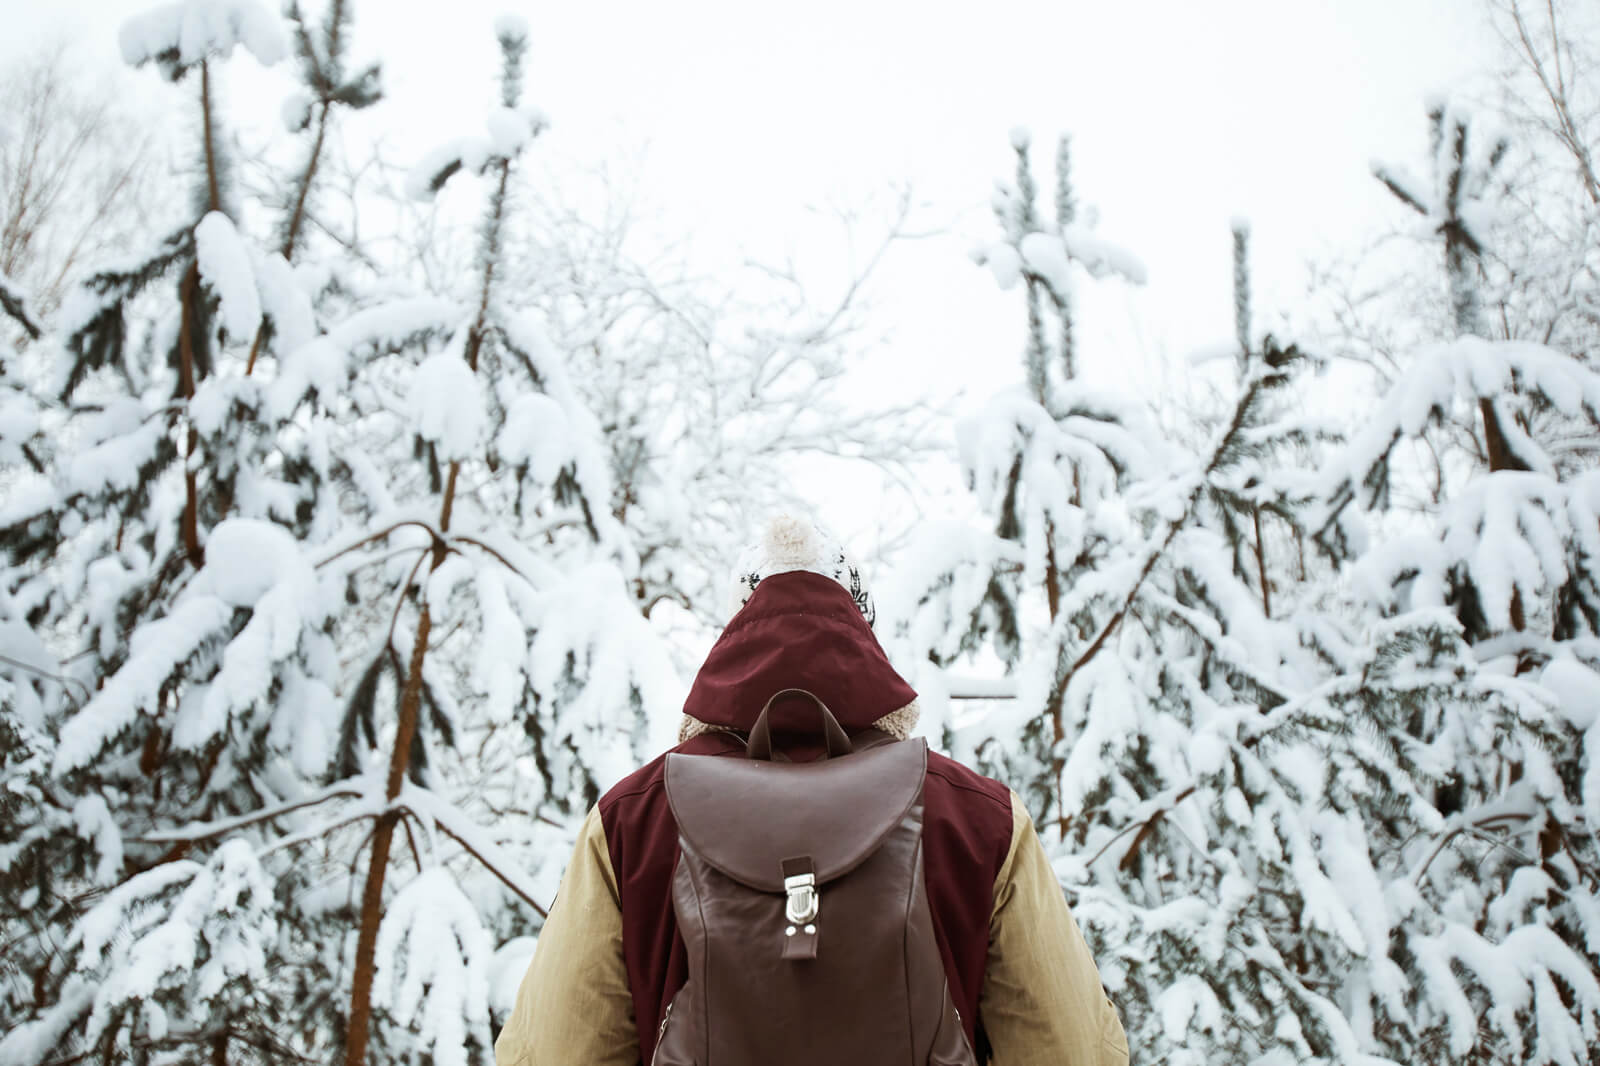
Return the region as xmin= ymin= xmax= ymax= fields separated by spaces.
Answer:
xmin=763 ymin=515 xmax=823 ymax=569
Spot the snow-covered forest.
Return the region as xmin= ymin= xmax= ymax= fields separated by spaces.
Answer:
xmin=2 ymin=1 xmax=1598 ymax=1064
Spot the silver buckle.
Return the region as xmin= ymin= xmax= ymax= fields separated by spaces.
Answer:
xmin=784 ymin=873 xmax=818 ymax=924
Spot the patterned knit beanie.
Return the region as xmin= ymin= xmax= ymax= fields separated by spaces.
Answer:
xmin=726 ymin=515 xmax=876 ymax=626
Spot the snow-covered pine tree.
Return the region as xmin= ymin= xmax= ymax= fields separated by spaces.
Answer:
xmin=1292 ymin=97 xmax=1600 ymax=1065
xmin=259 ymin=16 xmax=685 ymax=1063
xmin=0 ymin=5 xmax=676 ymax=1063
xmin=897 ymin=126 xmax=1151 ymax=810
xmin=0 ymin=5 xmax=317 ymax=1060
xmin=884 ymin=131 xmax=1454 ymax=1064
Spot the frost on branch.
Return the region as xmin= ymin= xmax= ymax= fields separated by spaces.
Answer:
xmin=1321 ymin=337 xmax=1600 ymax=517
xmin=405 ymin=105 xmax=547 ymax=202
xmin=53 ymin=519 xmax=336 ymax=779
xmin=1317 ymin=336 xmax=1600 ymax=644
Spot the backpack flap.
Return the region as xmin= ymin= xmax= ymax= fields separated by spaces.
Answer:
xmin=665 ymin=738 xmax=927 ymax=957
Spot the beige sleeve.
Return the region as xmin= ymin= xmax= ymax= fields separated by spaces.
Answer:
xmin=980 ymin=790 xmax=1129 ymax=1066
xmin=494 ymin=806 xmax=637 ymax=1066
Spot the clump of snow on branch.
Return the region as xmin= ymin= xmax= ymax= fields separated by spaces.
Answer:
xmin=527 ymin=564 xmax=684 ymax=797
xmin=373 ymin=870 xmax=493 ymax=1066
xmin=67 ymin=840 xmax=274 ymax=1052
xmin=194 ymin=212 xmax=261 ymax=340
xmin=409 ymin=347 xmax=487 ymax=463
xmin=119 ymin=0 xmax=288 ymax=75
xmin=497 ymin=393 xmax=572 ymax=485
xmin=269 ymin=297 xmax=460 ymax=418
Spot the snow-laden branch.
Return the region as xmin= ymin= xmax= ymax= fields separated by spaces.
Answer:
xmin=398 ymin=782 xmax=548 ymax=917
xmin=1316 ymin=335 xmax=1600 ymax=534
xmin=135 ymin=778 xmax=368 ymax=844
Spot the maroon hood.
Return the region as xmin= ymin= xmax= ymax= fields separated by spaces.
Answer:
xmin=681 ymin=570 xmax=917 ymax=732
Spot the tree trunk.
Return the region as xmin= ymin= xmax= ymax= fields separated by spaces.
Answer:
xmin=1253 ymin=506 xmax=1271 ymax=619
xmin=1478 ymin=396 xmax=1529 ymax=636
xmin=177 ymin=264 xmax=205 ymax=569
xmin=344 ymin=144 xmax=512 ymax=1066
xmin=343 ymin=598 xmax=433 ymax=1066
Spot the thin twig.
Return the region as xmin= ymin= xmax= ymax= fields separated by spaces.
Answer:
xmin=0 ymin=651 xmax=89 ymax=701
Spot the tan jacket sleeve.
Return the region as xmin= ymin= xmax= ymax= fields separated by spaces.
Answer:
xmin=980 ymin=790 xmax=1129 ymax=1066
xmin=495 ymin=806 xmax=637 ymax=1066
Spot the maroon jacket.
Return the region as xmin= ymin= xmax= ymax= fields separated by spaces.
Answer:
xmin=597 ymin=571 xmax=1014 ymax=1063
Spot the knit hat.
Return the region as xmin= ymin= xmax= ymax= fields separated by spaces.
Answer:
xmin=727 ymin=514 xmax=876 ymax=627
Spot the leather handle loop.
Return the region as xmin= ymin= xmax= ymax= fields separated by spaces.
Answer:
xmin=746 ymin=689 xmax=853 ymax=761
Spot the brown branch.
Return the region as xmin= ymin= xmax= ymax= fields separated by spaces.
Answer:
xmin=1253 ymin=506 xmax=1271 ymax=619
xmin=282 ymin=101 xmax=331 ymax=262
xmin=430 ymin=817 xmax=549 ymax=918
xmin=452 ymin=533 xmax=534 ymax=584
xmin=1374 ymin=168 xmax=1430 ymax=215
xmin=200 ymin=61 xmax=221 ymax=214
xmin=1045 ymin=371 xmax=1268 ymax=725
xmin=399 ymin=810 xmax=425 ymax=873
xmin=316 ymin=519 xmax=445 ymax=569
xmin=438 ymin=461 xmax=462 ymax=534
xmin=1085 ymin=786 xmax=1198 ymax=869
xmin=245 ymin=98 xmax=332 ymax=378
xmin=383 ymin=548 xmax=431 ymax=648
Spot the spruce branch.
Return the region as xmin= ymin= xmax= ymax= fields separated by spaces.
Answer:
xmin=0 ymin=277 xmax=41 ymax=339
xmin=133 ymin=780 xmax=368 ymax=845
xmin=1084 ymin=786 xmax=1199 ymax=869
xmin=1046 ymin=355 xmax=1298 ymax=716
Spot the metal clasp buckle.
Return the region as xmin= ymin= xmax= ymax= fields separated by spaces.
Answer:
xmin=784 ymin=872 xmax=818 ymax=924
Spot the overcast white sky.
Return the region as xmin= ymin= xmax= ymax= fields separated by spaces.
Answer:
xmin=8 ymin=0 xmax=1501 ymax=536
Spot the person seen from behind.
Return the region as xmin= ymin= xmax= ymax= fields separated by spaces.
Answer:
xmin=496 ymin=515 xmax=1129 ymax=1065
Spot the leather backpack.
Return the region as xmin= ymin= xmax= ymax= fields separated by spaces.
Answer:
xmin=651 ymin=688 xmax=979 ymax=1066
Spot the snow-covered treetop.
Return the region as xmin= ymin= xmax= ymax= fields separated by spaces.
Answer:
xmin=1320 ymin=336 xmax=1600 ymax=521
xmin=1370 ymin=101 xmax=1508 ymax=230
xmin=119 ymin=0 xmax=289 ymax=80
xmin=405 ymin=106 xmax=550 ymax=202
xmin=493 ymin=13 xmax=530 ymax=43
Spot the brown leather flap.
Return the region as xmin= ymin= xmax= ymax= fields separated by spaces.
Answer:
xmin=665 ymin=738 xmax=927 ymax=892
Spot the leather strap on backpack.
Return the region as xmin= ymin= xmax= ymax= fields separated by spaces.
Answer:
xmin=746 ymin=689 xmax=853 ymax=761
xmin=780 ymin=856 xmax=820 ymax=960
